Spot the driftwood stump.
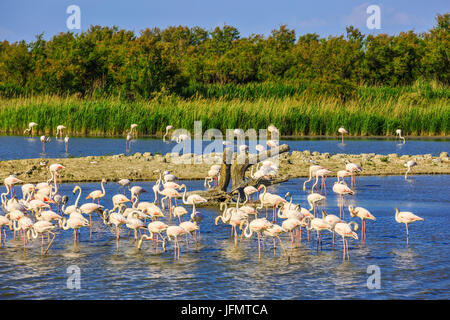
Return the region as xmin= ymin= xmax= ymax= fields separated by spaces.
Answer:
xmin=185 ymin=144 xmax=291 ymax=207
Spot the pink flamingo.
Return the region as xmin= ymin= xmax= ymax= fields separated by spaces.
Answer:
xmin=395 ymin=207 xmax=424 ymax=243
xmin=348 ymin=206 xmax=376 ymax=242
xmin=332 ymin=182 xmax=354 ymax=219
xmin=334 ymin=221 xmax=359 ymax=261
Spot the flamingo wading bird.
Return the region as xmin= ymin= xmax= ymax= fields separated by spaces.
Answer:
xmin=395 ymin=207 xmax=424 ymax=242
xmin=404 ymin=160 xmax=417 ymax=180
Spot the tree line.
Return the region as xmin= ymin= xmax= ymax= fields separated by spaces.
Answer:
xmin=0 ymin=13 xmax=448 ymax=100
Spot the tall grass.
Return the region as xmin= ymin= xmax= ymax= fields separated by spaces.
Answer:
xmin=0 ymin=84 xmax=448 ymax=136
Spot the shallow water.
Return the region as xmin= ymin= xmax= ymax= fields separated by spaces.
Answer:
xmin=0 ymin=135 xmax=448 ymax=160
xmin=0 ymin=175 xmax=449 ymax=299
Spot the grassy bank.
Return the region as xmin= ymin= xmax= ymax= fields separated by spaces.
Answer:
xmin=0 ymin=83 xmax=448 ymax=136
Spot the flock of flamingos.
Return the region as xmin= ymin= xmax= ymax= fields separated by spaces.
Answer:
xmin=0 ymin=123 xmax=424 ymax=262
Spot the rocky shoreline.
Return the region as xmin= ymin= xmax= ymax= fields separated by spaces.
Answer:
xmin=1 ymin=150 xmax=449 ymax=184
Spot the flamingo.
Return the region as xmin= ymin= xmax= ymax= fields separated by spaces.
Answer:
xmin=257 ymin=184 xmax=286 ymax=222
xmin=86 ymin=179 xmax=107 ymax=204
xmin=311 ymin=168 xmax=332 ymax=195
xmin=3 ymin=175 xmax=23 ymax=199
xmin=27 ymin=221 xmax=56 ymax=255
xmin=102 ymin=208 xmax=128 ymax=247
xmin=179 ymin=221 xmax=199 ymax=248
xmin=130 ymin=185 xmax=146 ymax=200
xmin=281 ymin=218 xmax=302 ymax=248
xmin=56 ymin=125 xmax=66 ymax=139
xmin=216 ymin=202 xmax=247 ymax=247
xmin=303 ymin=165 xmax=325 ymax=191
xmin=173 ymin=206 xmax=188 ymax=223
xmin=263 ymin=223 xmax=289 ymax=259
xmin=0 ymin=215 xmax=11 ymax=246
xmin=112 ymin=194 xmax=131 ymax=211
xmin=332 ymin=182 xmax=354 ymax=219
xmin=338 ymin=127 xmax=347 ymax=144
xmin=395 ymin=207 xmax=424 ymax=242
xmin=166 ymin=225 xmax=188 ymax=260
xmin=320 ymin=210 xmax=343 ymax=248
xmin=334 ymin=221 xmax=359 ymax=261
xmin=118 ymin=179 xmax=131 ymax=194
xmin=61 ymin=216 xmax=89 ymax=243
xmin=62 ymin=186 xmax=82 ymax=216
xmin=181 ymin=185 xmax=208 ymax=207
xmin=404 ymin=160 xmax=417 ymax=180
xmin=125 ymin=211 xmax=145 ymax=241
xmin=49 ymin=163 xmax=65 ymax=186
xmin=345 ymin=161 xmax=362 ymax=187
xmin=348 ymin=206 xmax=376 ymax=242
xmin=305 ymin=217 xmax=333 ymax=249
xmin=243 ymin=186 xmax=258 ymax=203
xmin=79 ymin=202 xmax=104 ymax=238
xmin=137 ymin=221 xmax=168 ymax=251
xmin=163 ymin=125 xmax=174 ymax=142
xmin=24 ymin=122 xmax=38 ymax=136
xmin=307 ymin=193 xmax=325 ymax=217
xmin=204 ymin=167 xmax=220 ymax=189
xmin=396 ymin=129 xmax=405 ymax=144
xmin=14 ymin=216 xmax=33 ymax=249
xmin=242 ymin=218 xmax=273 ymax=259
xmin=336 ymin=170 xmax=352 ymax=185
xmin=40 ymin=135 xmax=51 ymax=153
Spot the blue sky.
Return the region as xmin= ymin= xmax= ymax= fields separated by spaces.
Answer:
xmin=0 ymin=0 xmax=448 ymax=43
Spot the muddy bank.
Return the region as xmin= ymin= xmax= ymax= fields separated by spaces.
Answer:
xmin=1 ymin=150 xmax=449 ymax=184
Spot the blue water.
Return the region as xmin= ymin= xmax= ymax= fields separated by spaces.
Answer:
xmin=0 ymin=135 xmax=448 ymax=160
xmin=0 ymin=175 xmax=449 ymax=299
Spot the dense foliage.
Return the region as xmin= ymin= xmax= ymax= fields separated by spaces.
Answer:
xmin=0 ymin=14 xmax=448 ymax=100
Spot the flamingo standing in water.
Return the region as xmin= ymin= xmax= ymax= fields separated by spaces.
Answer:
xmin=242 ymin=218 xmax=273 ymax=260
xmin=303 ymin=165 xmax=325 ymax=191
xmin=56 ymin=125 xmax=66 ymax=139
xmin=404 ymin=160 xmax=417 ymax=180
xmin=137 ymin=220 xmax=168 ymax=252
xmin=166 ymin=225 xmax=188 ymax=260
xmin=334 ymin=221 xmax=359 ymax=262
xmin=332 ymin=182 xmax=354 ymax=219
xmin=307 ymin=193 xmax=325 ymax=217
xmin=3 ymin=175 xmax=23 ymax=199
xmin=86 ymin=179 xmax=107 ymax=204
xmin=40 ymin=135 xmax=51 ymax=154
xmin=321 ymin=210 xmax=343 ymax=248
xmin=27 ymin=221 xmax=57 ymax=255
xmin=345 ymin=161 xmax=362 ymax=187
xmin=24 ymin=122 xmax=38 ymax=136
xmin=163 ymin=125 xmax=174 ymax=143
xmin=338 ymin=127 xmax=348 ymax=144
xmin=348 ymin=205 xmax=376 ymax=242
xmin=395 ymin=208 xmax=424 ymax=243
xmin=396 ymin=129 xmax=405 ymax=144
xmin=311 ymin=168 xmax=332 ymax=195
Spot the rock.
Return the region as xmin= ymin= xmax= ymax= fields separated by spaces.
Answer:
xmin=388 ymin=153 xmax=398 ymax=158
xmin=424 ymin=154 xmax=432 ymax=159
xmin=143 ymin=152 xmax=152 ymax=157
xmin=303 ymin=150 xmax=311 ymax=156
xmin=291 ymin=151 xmax=302 ymax=158
xmin=312 ymin=151 xmax=320 ymax=156
xmin=322 ymin=152 xmax=331 ymax=159
xmin=440 ymin=152 xmax=448 ymax=158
